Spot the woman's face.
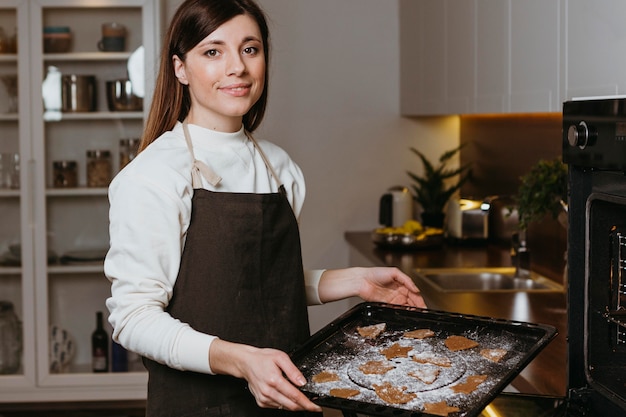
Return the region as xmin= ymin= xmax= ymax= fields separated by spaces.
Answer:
xmin=173 ymin=14 xmax=266 ymax=132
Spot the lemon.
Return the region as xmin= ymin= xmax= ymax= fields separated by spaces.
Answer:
xmin=403 ymin=220 xmax=423 ymax=234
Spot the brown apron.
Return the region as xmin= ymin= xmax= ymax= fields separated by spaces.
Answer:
xmin=143 ymin=123 xmax=317 ymax=417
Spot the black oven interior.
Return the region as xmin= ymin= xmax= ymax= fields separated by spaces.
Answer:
xmin=564 ymin=98 xmax=626 ymax=416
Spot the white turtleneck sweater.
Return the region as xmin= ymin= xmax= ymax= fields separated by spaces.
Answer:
xmin=104 ymin=122 xmax=324 ymax=375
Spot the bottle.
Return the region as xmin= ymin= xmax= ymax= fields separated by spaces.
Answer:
xmin=42 ymin=66 xmax=62 ymax=122
xmin=91 ymin=311 xmax=109 ymax=372
xmin=0 ymin=301 xmax=22 ymax=374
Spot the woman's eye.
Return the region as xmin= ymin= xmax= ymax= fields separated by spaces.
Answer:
xmin=243 ymin=46 xmax=258 ymax=55
xmin=206 ymin=49 xmax=219 ymax=57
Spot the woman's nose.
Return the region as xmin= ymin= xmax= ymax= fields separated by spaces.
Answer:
xmin=226 ymin=53 xmax=245 ymax=76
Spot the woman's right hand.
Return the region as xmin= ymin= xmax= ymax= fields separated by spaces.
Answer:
xmin=209 ymin=339 xmax=323 ymax=412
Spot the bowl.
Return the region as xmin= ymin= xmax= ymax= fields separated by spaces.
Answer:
xmin=371 ymin=229 xmax=444 ymax=250
xmin=106 ymin=79 xmax=143 ymax=111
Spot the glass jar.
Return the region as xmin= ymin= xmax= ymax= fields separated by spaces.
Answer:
xmin=43 ymin=26 xmax=72 ymax=53
xmin=0 ymin=301 xmax=22 ymax=374
xmin=86 ymin=150 xmax=112 ymax=187
xmin=119 ymin=138 xmax=140 ymax=170
xmin=53 ymin=160 xmax=78 ymax=188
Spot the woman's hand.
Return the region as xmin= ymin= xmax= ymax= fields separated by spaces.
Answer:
xmin=209 ymin=340 xmax=323 ymax=412
xmin=318 ymin=267 xmax=427 ymax=308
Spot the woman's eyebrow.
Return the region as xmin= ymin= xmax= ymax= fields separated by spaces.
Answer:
xmin=203 ymin=36 xmax=261 ymax=46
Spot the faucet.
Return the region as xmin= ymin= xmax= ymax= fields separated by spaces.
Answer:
xmin=511 ymin=231 xmax=531 ymax=278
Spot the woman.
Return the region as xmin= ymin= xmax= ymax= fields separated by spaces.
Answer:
xmin=104 ymin=0 xmax=426 ymax=415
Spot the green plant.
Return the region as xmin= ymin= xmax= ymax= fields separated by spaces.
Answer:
xmin=406 ymin=144 xmax=472 ymax=216
xmin=515 ymin=158 xmax=568 ymax=230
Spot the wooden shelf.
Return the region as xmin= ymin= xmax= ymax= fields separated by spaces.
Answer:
xmin=43 ymin=51 xmax=132 ymax=61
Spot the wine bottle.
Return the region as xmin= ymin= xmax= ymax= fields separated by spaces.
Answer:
xmin=91 ymin=311 xmax=109 ymax=372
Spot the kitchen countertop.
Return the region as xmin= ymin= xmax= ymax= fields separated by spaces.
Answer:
xmin=345 ymin=231 xmax=567 ymax=397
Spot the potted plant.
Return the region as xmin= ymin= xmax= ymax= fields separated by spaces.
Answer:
xmin=406 ymin=144 xmax=472 ymax=228
xmin=515 ymin=158 xmax=568 ymax=230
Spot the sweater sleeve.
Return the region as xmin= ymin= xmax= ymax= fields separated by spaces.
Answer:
xmin=304 ymin=269 xmax=325 ymax=305
xmin=104 ymin=167 xmax=217 ymax=374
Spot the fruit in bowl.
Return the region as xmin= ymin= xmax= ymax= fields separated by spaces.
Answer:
xmin=373 ymin=220 xmax=443 ymax=249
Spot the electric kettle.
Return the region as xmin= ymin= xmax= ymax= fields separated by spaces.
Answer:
xmin=379 ymin=186 xmax=413 ymax=227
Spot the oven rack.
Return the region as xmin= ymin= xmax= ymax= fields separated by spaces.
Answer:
xmin=603 ymin=310 xmax=626 ymax=328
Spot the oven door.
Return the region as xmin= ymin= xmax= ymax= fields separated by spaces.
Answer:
xmin=582 ymin=188 xmax=626 ymax=415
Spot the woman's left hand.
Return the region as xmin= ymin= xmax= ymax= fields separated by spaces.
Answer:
xmin=318 ymin=267 xmax=426 ymax=308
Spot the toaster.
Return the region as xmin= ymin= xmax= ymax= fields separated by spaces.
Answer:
xmin=446 ymin=198 xmax=490 ymax=241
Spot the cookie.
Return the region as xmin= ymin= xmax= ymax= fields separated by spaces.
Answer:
xmin=380 ymin=342 xmax=412 ymax=360
xmin=358 ymin=360 xmax=395 ymax=375
xmin=412 ymin=352 xmax=452 ymax=367
xmin=451 ymin=374 xmax=488 ymax=394
xmin=357 ymin=323 xmax=386 ymax=339
xmin=423 ymin=400 xmax=460 ymax=416
xmin=480 ymin=348 xmax=508 ymax=363
xmin=330 ymin=388 xmax=360 ymax=399
xmin=445 ymin=335 xmax=479 ymax=351
xmin=403 ymin=329 xmax=435 ymax=339
xmin=372 ymin=381 xmax=416 ymax=404
xmin=408 ymin=366 xmax=440 ymax=384
xmin=311 ymin=370 xmax=340 ymax=383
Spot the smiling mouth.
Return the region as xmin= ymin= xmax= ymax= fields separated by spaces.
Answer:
xmin=220 ymin=84 xmax=251 ymax=96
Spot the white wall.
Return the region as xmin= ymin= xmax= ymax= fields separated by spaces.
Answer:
xmin=163 ymin=0 xmax=459 ymax=329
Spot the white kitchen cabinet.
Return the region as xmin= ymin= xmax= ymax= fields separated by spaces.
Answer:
xmin=400 ymin=0 xmax=475 ymax=115
xmin=564 ymin=0 xmax=626 ymax=99
xmin=400 ymin=0 xmax=562 ymax=115
xmin=0 ymin=0 xmax=160 ymax=403
xmin=474 ymin=0 xmax=508 ymax=113
xmin=0 ymin=0 xmax=37 ymax=398
xmin=510 ymin=0 xmax=561 ymax=112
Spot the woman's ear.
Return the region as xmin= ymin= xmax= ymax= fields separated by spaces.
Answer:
xmin=172 ymin=55 xmax=188 ymax=85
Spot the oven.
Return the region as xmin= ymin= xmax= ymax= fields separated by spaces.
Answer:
xmin=562 ymin=97 xmax=626 ymax=416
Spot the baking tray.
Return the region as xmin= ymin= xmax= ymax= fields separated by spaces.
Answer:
xmin=291 ymin=302 xmax=557 ymax=417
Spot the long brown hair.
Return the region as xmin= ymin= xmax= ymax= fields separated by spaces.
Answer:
xmin=139 ymin=0 xmax=270 ymax=152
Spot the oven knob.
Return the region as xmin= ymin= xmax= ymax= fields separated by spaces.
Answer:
xmin=567 ymin=121 xmax=593 ymax=149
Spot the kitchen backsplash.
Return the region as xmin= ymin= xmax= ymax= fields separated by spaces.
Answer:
xmin=459 ymin=113 xmax=566 ymax=283
xmin=459 ymin=113 xmax=562 ymax=199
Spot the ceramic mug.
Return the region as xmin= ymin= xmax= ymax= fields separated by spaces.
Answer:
xmin=97 ymin=23 xmax=126 ymax=52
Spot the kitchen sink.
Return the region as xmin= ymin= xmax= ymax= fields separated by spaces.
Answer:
xmin=413 ymin=267 xmax=564 ymax=293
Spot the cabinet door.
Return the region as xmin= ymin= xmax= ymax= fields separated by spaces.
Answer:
xmin=510 ymin=0 xmax=561 ymax=112
xmin=19 ymin=0 xmax=156 ymax=402
xmin=400 ymin=0 xmax=446 ymax=115
xmin=0 ymin=0 xmax=36 ymax=396
xmin=446 ymin=0 xmax=476 ymax=115
xmin=400 ymin=0 xmax=475 ymax=116
xmin=565 ymin=0 xmax=626 ymax=99
xmin=402 ymin=0 xmax=562 ymax=115
xmin=474 ymin=0 xmax=509 ymax=113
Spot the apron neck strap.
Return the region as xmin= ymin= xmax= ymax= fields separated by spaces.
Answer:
xmin=244 ymin=131 xmax=284 ymax=190
xmin=182 ymin=120 xmax=284 ymax=192
xmin=182 ymin=120 xmax=222 ymax=188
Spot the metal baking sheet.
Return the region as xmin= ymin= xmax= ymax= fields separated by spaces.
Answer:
xmin=291 ymin=302 xmax=557 ymax=417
